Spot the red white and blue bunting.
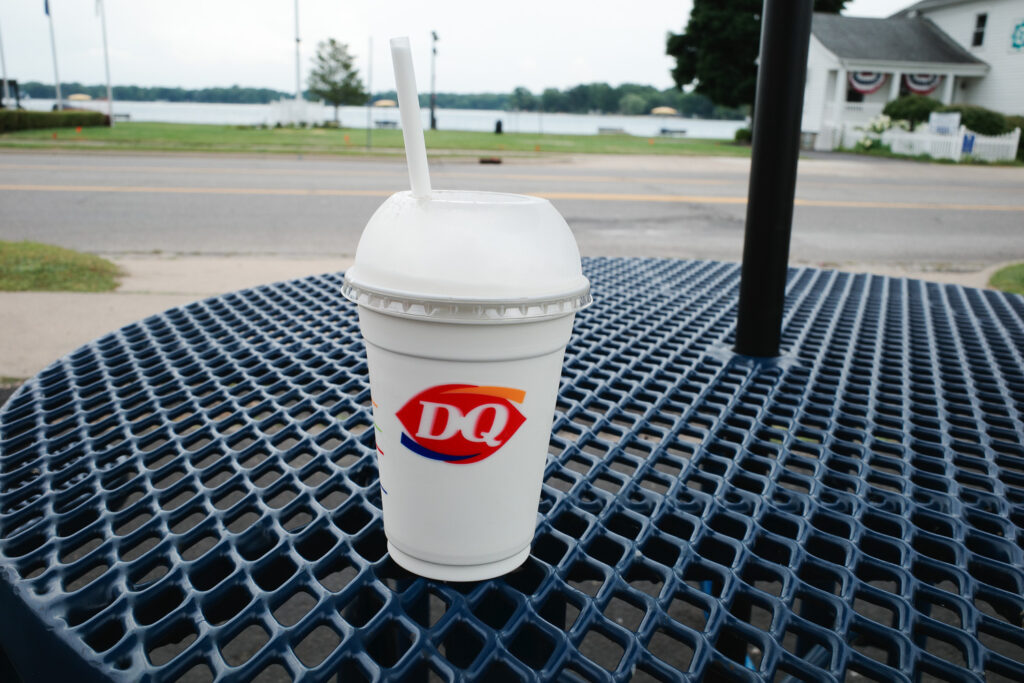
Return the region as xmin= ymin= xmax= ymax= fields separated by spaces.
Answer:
xmin=848 ymin=72 xmax=888 ymax=94
xmin=904 ymin=74 xmax=942 ymax=95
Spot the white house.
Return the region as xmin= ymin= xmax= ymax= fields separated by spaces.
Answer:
xmin=803 ymin=0 xmax=1024 ymax=150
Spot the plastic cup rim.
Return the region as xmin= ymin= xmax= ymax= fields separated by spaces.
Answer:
xmin=342 ymin=276 xmax=591 ymax=308
xmin=390 ymin=188 xmax=548 ymax=205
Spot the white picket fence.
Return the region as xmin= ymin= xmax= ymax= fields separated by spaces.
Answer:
xmin=881 ymin=127 xmax=962 ymax=159
xmin=817 ymin=122 xmax=1020 ymax=162
xmin=964 ymin=127 xmax=1021 ymax=162
xmin=882 ymin=126 xmax=1020 ymax=162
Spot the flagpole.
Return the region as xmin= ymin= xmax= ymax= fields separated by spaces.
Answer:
xmin=294 ymin=0 xmax=301 ymax=101
xmin=46 ymin=1 xmax=63 ymax=110
xmin=0 ymin=17 xmax=10 ymax=108
xmin=97 ymin=0 xmax=113 ymax=126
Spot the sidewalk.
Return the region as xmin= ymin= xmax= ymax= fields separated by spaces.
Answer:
xmin=0 ymin=255 xmax=1006 ymax=383
xmin=0 ymin=255 xmax=351 ymax=380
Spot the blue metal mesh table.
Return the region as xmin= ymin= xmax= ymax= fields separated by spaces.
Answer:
xmin=1 ymin=258 xmax=1023 ymax=682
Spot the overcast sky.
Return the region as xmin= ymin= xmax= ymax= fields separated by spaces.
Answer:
xmin=3 ymin=1 xmax=917 ymax=95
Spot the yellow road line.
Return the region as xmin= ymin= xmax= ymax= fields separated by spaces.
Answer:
xmin=464 ymin=173 xmax=730 ymax=184
xmin=537 ymin=191 xmax=1024 ymax=212
xmin=536 ymin=191 xmax=748 ymax=204
xmin=1 ymin=183 xmax=1022 ymax=211
xmin=2 ymin=162 xmax=1021 ymax=193
xmin=0 ymin=184 xmax=392 ymax=197
xmin=0 ymin=162 xmax=399 ymax=177
xmin=794 ymin=198 xmax=1024 ymax=211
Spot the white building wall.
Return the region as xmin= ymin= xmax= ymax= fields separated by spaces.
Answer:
xmin=859 ymin=87 xmax=891 ymax=106
xmin=921 ymin=0 xmax=1024 ymax=115
xmin=802 ymin=35 xmax=841 ymax=132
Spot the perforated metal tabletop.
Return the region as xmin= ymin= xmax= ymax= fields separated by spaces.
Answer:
xmin=1 ymin=258 xmax=1023 ymax=682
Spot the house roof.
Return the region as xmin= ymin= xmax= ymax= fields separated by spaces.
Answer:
xmin=811 ymin=13 xmax=985 ymax=65
xmin=890 ymin=0 xmax=975 ymax=19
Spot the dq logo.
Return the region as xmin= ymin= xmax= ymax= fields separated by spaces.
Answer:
xmin=397 ymin=384 xmax=526 ymax=464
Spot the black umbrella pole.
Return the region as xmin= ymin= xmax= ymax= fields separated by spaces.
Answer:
xmin=734 ymin=0 xmax=814 ymax=357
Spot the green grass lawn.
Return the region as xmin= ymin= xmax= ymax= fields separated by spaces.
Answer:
xmin=0 ymin=241 xmax=121 ymax=292
xmin=0 ymin=121 xmax=751 ymax=157
xmin=989 ymin=263 xmax=1024 ymax=295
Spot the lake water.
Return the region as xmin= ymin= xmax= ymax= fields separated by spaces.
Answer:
xmin=23 ymin=98 xmax=747 ymax=139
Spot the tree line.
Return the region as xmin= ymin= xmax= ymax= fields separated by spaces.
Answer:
xmin=507 ymin=84 xmax=747 ymax=119
xmin=373 ymin=86 xmax=746 ymax=119
xmin=20 ymin=80 xmax=746 ymax=120
xmin=19 ymin=82 xmax=291 ymax=104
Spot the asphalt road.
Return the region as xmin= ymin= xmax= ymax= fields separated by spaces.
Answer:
xmin=1 ymin=150 xmax=1022 ymax=266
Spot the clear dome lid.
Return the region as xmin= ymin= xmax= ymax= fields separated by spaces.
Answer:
xmin=342 ymin=190 xmax=591 ymax=322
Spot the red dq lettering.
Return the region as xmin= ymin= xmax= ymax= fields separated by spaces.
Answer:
xmin=396 ymin=384 xmax=526 ymax=464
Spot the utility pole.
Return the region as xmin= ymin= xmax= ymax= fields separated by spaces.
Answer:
xmin=0 ymin=16 xmax=10 ymax=108
xmin=366 ymin=36 xmax=373 ymax=150
xmin=45 ymin=0 xmax=63 ymax=110
xmin=430 ymin=31 xmax=438 ymax=130
xmin=97 ymin=0 xmax=114 ymax=126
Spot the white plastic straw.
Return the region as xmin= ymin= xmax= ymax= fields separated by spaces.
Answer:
xmin=390 ymin=37 xmax=432 ymax=197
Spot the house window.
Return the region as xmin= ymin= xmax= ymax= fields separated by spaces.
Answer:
xmin=972 ymin=13 xmax=986 ymax=47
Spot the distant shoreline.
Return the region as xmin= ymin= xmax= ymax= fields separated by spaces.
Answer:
xmin=16 ymin=100 xmax=748 ymax=139
xmin=12 ymin=82 xmax=747 ymax=121
xmin=14 ymin=96 xmax=744 ymax=121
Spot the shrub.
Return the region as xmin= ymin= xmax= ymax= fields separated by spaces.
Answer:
xmin=858 ymin=114 xmax=909 ymax=135
xmin=853 ymin=139 xmax=892 ymax=155
xmin=1002 ymin=114 xmax=1023 ymax=161
xmin=937 ymin=104 xmax=1007 ymax=136
xmin=733 ymin=127 xmax=752 ymax=144
xmin=882 ymin=95 xmax=941 ymax=129
xmin=0 ymin=109 xmax=108 ymax=133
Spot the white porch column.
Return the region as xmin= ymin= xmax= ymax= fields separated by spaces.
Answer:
xmin=889 ymin=71 xmax=901 ymax=101
xmin=833 ymin=67 xmax=847 ymax=121
xmin=941 ymin=73 xmax=955 ymax=104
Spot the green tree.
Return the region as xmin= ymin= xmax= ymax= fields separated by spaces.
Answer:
xmin=666 ymin=0 xmax=846 ymax=108
xmin=619 ymin=93 xmax=647 ymax=115
xmin=676 ymin=92 xmax=714 ymax=118
xmin=308 ymin=39 xmax=367 ymax=123
xmin=712 ymin=104 xmax=747 ymax=120
xmin=509 ymin=87 xmax=537 ymax=111
xmin=587 ymin=83 xmax=618 ymax=113
xmin=541 ymin=88 xmax=568 ymax=112
xmin=565 ymin=84 xmax=592 ymax=113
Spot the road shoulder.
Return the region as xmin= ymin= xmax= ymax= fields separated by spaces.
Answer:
xmin=0 ymin=255 xmax=352 ymax=380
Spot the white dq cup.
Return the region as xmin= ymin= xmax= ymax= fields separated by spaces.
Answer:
xmin=342 ymin=189 xmax=591 ymax=581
